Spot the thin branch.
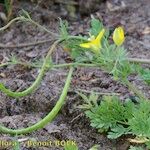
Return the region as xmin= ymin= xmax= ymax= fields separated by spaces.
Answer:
xmin=74 ymin=88 xmax=120 ymax=96
xmin=1 ymin=59 xmax=150 ymax=70
xmin=29 ymin=19 xmax=59 ymax=37
xmin=0 ymin=17 xmax=21 ymax=31
xmin=0 ymin=39 xmax=55 ymax=48
xmin=55 ymin=0 xmax=78 ymax=5
xmin=128 ymin=58 xmax=150 ymax=64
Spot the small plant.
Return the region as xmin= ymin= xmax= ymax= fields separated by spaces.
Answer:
xmin=0 ymin=10 xmax=149 ymax=149
xmin=78 ymin=92 xmax=150 ymax=148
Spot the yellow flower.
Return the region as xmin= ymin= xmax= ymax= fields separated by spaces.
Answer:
xmin=113 ymin=27 xmax=125 ymax=46
xmin=80 ymin=29 xmax=105 ymax=54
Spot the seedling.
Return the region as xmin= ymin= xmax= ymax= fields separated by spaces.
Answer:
xmin=78 ymin=92 xmax=150 ymax=148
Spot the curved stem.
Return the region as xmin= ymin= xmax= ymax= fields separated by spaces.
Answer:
xmin=0 ymin=16 xmax=59 ymax=38
xmin=0 ymin=17 xmax=21 ymax=31
xmin=0 ymin=40 xmax=61 ymax=98
xmin=0 ymin=39 xmax=55 ymax=48
xmin=0 ymin=35 xmax=86 ymax=98
xmin=0 ymin=67 xmax=73 ymax=135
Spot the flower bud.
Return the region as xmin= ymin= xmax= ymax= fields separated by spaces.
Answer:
xmin=113 ymin=27 xmax=125 ymax=46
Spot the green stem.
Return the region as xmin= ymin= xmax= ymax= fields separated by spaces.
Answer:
xmin=75 ymin=88 xmax=120 ymax=96
xmin=53 ymin=63 xmax=98 ymax=68
xmin=0 ymin=67 xmax=73 ymax=135
xmin=0 ymin=36 xmax=86 ymax=98
xmin=30 ymin=18 xmax=87 ymax=41
xmin=68 ymin=35 xmax=88 ymax=41
xmin=0 ymin=17 xmax=21 ymax=31
xmin=1 ymin=58 xmax=150 ymax=70
xmin=52 ymin=57 xmax=150 ymax=67
xmin=1 ymin=57 xmax=150 ymax=76
xmin=123 ymin=79 xmax=148 ymax=100
xmin=29 ymin=19 xmax=59 ymax=37
xmin=0 ymin=39 xmax=55 ymax=48
xmin=33 ymin=59 xmax=150 ymax=68
xmin=0 ymin=40 xmax=61 ymax=98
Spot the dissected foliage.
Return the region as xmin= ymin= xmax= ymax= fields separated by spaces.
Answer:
xmin=78 ymin=92 xmax=150 ymax=148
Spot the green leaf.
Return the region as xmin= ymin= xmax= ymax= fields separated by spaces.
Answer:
xmin=94 ymin=44 xmax=131 ymax=80
xmin=62 ymin=39 xmax=89 ymax=61
xmin=89 ymin=92 xmax=99 ymax=107
xmin=89 ymin=17 xmax=103 ymax=36
xmin=108 ymin=124 xmax=130 ymax=139
xmin=59 ymin=18 xmax=68 ymax=39
xmin=85 ymin=96 xmax=132 ymax=131
xmin=64 ymin=142 xmax=78 ymax=150
xmin=84 ymin=95 xmax=150 ymax=147
xmin=10 ymin=55 xmax=19 ymax=64
xmin=146 ymin=140 xmax=150 ymax=149
xmin=128 ymin=100 xmax=150 ymax=137
xmin=20 ymin=9 xmax=32 ymax=20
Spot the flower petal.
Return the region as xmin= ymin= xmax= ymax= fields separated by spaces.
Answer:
xmin=79 ymin=28 xmax=105 ymax=54
xmin=96 ymin=29 xmax=105 ymax=41
xmin=80 ymin=43 xmax=91 ymax=48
